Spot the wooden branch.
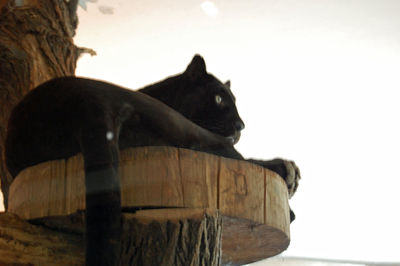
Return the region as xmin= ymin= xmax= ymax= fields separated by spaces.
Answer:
xmin=8 ymin=147 xmax=290 ymax=265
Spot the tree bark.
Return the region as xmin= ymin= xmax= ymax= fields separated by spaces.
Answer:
xmin=0 ymin=0 xmax=80 ymax=209
xmin=121 ymin=209 xmax=222 ymax=266
xmin=0 ymin=212 xmax=84 ymax=265
xmin=0 ymin=209 xmax=223 ymax=266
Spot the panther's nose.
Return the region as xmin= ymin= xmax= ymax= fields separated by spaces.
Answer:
xmin=235 ymin=120 xmax=245 ymax=131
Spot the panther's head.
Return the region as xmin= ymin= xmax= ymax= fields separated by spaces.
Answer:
xmin=140 ymin=55 xmax=245 ymax=144
xmin=179 ymin=55 xmax=245 ymax=144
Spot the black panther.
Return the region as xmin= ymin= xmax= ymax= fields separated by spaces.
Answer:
xmin=5 ymin=55 xmax=300 ymax=265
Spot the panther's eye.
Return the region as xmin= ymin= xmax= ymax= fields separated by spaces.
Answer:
xmin=215 ymin=95 xmax=222 ymax=105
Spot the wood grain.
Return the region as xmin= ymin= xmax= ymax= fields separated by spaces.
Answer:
xmin=8 ymin=146 xmax=291 ymax=264
xmin=219 ymin=158 xmax=265 ymax=224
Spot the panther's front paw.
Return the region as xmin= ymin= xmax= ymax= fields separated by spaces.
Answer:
xmin=282 ymin=159 xmax=301 ymax=198
xmin=247 ymin=158 xmax=301 ymax=198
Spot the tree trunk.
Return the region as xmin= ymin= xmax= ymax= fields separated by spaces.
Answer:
xmin=121 ymin=209 xmax=222 ymax=266
xmin=0 ymin=209 xmax=222 ymax=266
xmin=0 ymin=0 xmax=80 ymax=209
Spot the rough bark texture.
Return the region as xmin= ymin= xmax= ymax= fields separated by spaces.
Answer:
xmin=0 ymin=0 xmax=80 ymax=209
xmin=0 ymin=212 xmax=84 ymax=265
xmin=0 ymin=209 xmax=222 ymax=266
xmin=121 ymin=210 xmax=222 ymax=266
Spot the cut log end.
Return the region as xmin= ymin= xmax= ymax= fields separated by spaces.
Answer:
xmin=7 ymin=146 xmax=291 ymax=265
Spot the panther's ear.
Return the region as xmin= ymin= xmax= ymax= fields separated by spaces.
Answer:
xmin=184 ymin=54 xmax=207 ymax=80
xmin=225 ymin=80 xmax=231 ymax=89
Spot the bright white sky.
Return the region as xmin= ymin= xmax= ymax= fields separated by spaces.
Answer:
xmin=4 ymin=0 xmax=399 ymax=264
xmin=73 ymin=0 xmax=400 ymax=264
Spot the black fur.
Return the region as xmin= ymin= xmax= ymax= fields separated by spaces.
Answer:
xmin=139 ymin=55 xmax=244 ymax=143
xmin=5 ymin=55 xmax=296 ymax=265
xmin=6 ymin=56 xmax=244 ymax=177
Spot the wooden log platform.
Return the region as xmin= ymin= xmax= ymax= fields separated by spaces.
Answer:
xmin=7 ymin=147 xmax=290 ymax=265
